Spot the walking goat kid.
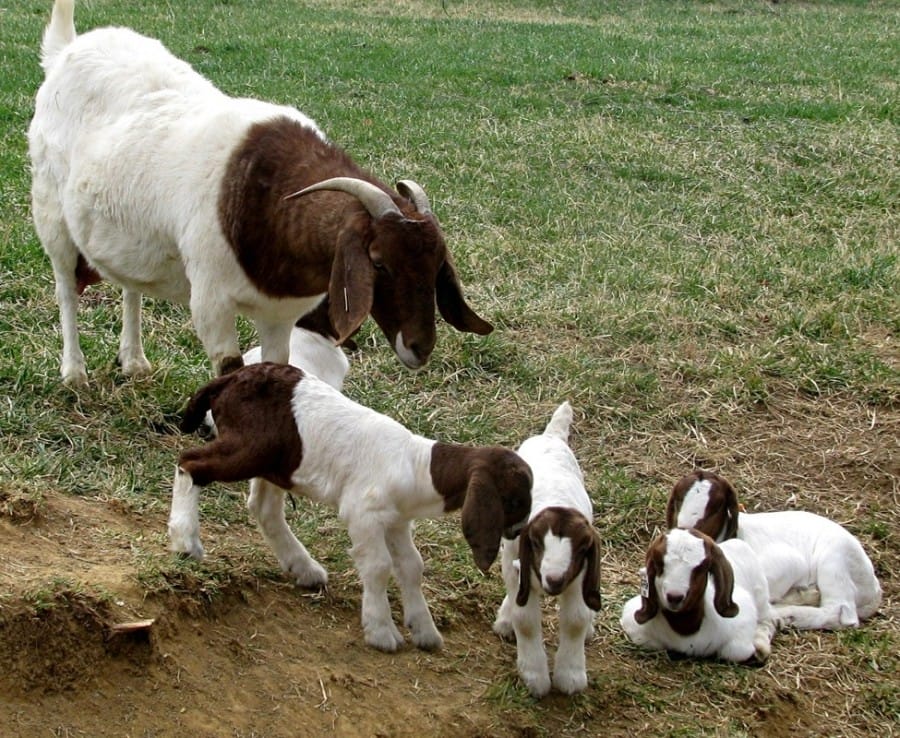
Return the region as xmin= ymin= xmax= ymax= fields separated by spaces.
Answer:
xmin=620 ymin=528 xmax=778 ymax=663
xmin=667 ymin=470 xmax=882 ymax=630
xmin=29 ymin=0 xmax=492 ymax=386
xmin=493 ymin=402 xmax=602 ymax=697
xmin=168 ymin=363 xmax=533 ymax=652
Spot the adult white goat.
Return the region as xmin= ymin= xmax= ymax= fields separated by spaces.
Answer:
xmin=666 ymin=470 xmax=882 ymax=630
xmin=620 ymin=528 xmax=778 ymax=663
xmin=492 ymin=401 xmax=602 ymax=698
xmin=168 ymin=363 xmax=533 ymax=652
xmin=29 ymin=0 xmax=492 ymax=387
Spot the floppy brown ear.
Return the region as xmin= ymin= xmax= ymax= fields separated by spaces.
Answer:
xmin=329 ymin=225 xmax=375 ymax=344
xmin=708 ymin=541 xmax=739 ymax=618
xmin=516 ymin=526 xmax=534 ymax=607
xmin=581 ymin=528 xmax=603 ymax=612
xmin=461 ymin=468 xmax=503 ymax=573
xmin=634 ymin=561 xmax=658 ymax=624
xmin=436 ymin=254 xmax=493 ymax=335
xmin=721 ymin=477 xmax=740 ymax=540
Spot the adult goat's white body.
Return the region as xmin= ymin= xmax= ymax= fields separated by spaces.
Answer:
xmin=492 ymin=402 xmax=601 ymax=698
xmin=30 ymin=1 xmax=493 ymax=385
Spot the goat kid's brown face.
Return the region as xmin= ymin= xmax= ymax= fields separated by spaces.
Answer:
xmin=666 ymin=470 xmax=740 ymax=542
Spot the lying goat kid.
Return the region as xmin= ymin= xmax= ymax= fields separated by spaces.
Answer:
xmin=667 ymin=470 xmax=882 ymax=630
xmin=620 ymin=528 xmax=778 ymax=663
xmin=168 ymin=363 xmax=532 ymax=652
xmin=493 ymin=402 xmax=601 ymax=698
xmin=30 ymin=1 xmax=491 ymax=386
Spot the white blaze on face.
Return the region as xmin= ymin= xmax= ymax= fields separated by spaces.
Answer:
xmin=540 ymin=529 xmax=573 ymax=591
xmin=394 ymin=331 xmax=424 ymax=370
xmin=658 ymin=529 xmax=706 ymax=609
xmin=676 ymin=478 xmax=713 ymax=529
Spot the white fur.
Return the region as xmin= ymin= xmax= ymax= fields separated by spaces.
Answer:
xmin=621 ymin=529 xmax=778 ymax=663
xmin=492 ymin=401 xmax=597 ymax=698
xmin=678 ymin=480 xmax=882 ymax=630
xmin=29 ymin=1 xmax=329 ymax=385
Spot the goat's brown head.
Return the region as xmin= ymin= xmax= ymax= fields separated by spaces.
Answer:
xmin=665 ymin=470 xmax=740 ymax=542
xmin=634 ymin=528 xmax=738 ymax=633
xmin=516 ymin=507 xmax=602 ymax=611
xmin=430 ymin=444 xmax=532 ymax=573
xmin=287 ymin=177 xmax=493 ymax=370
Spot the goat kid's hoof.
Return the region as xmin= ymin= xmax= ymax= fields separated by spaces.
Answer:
xmin=62 ymin=369 xmax=89 ymax=389
xmin=521 ymin=671 xmax=552 ymax=699
xmin=365 ymin=624 xmax=405 ymax=653
xmin=411 ymin=629 xmax=444 ymax=652
xmin=552 ymin=669 xmax=588 ymax=695
xmin=118 ymin=354 xmax=152 ymax=377
xmin=287 ymin=560 xmax=328 ymax=590
xmin=492 ymin=618 xmax=515 ymax=642
xmin=168 ymin=532 xmax=205 ymax=561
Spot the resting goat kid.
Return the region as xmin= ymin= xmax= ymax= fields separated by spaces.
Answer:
xmin=492 ymin=402 xmax=602 ymax=698
xmin=168 ymin=363 xmax=533 ymax=652
xmin=620 ymin=528 xmax=778 ymax=663
xmin=29 ymin=1 xmax=492 ymax=387
xmin=666 ymin=470 xmax=882 ymax=630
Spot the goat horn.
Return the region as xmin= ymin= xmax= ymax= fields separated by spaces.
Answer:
xmin=284 ymin=177 xmax=401 ymax=220
xmin=396 ymin=179 xmax=431 ymax=214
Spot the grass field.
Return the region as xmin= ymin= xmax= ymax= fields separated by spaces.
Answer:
xmin=0 ymin=1 xmax=898 ymax=736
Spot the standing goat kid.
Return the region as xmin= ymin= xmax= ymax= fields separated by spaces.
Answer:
xmin=493 ymin=402 xmax=602 ymax=698
xmin=620 ymin=528 xmax=778 ymax=663
xmin=168 ymin=363 xmax=533 ymax=652
xmin=29 ymin=0 xmax=492 ymax=387
xmin=667 ymin=470 xmax=882 ymax=630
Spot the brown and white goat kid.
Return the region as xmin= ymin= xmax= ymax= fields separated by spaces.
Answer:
xmin=620 ymin=528 xmax=778 ymax=663
xmin=168 ymin=363 xmax=532 ymax=652
xmin=666 ymin=470 xmax=882 ymax=630
xmin=29 ymin=1 xmax=491 ymax=387
xmin=492 ymin=402 xmax=602 ymax=697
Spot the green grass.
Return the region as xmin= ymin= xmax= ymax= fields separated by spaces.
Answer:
xmin=0 ymin=1 xmax=898 ymax=736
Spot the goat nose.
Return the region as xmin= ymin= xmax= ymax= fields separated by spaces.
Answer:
xmin=666 ymin=592 xmax=685 ymax=608
xmin=544 ymin=575 xmax=565 ymax=595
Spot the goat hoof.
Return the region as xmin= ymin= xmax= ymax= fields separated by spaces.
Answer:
xmin=521 ymin=672 xmax=551 ymax=699
xmin=365 ymin=624 xmax=405 ymax=652
xmin=552 ymin=669 xmax=588 ymax=695
xmin=492 ymin=618 xmax=515 ymax=642
xmin=412 ymin=629 xmax=443 ymax=652
xmin=62 ymin=369 xmax=88 ymax=388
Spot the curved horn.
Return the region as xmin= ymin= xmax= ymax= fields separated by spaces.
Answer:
xmin=396 ymin=179 xmax=431 ymax=214
xmin=284 ymin=177 xmax=401 ymax=220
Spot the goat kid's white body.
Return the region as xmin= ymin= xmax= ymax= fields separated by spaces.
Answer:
xmin=30 ymin=2 xmax=326 ymax=384
xmin=493 ymin=402 xmax=595 ymax=697
xmin=620 ymin=535 xmax=778 ymax=663
xmin=169 ymin=374 xmax=449 ymax=653
xmin=676 ymin=480 xmax=882 ymax=629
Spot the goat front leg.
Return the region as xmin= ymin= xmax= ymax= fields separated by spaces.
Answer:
xmin=347 ymin=517 xmax=404 ymax=652
xmin=167 ymin=466 xmax=205 ymax=560
xmin=512 ymin=591 xmax=551 ymax=698
xmin=551 ymin=578 xmax=594 ymax=695
xmin=492 ymin=538 xmax=519 ymax=641
xmin=118 ymin=288 xmax=151 ymax=377
xmin=51 ymin=255 xmax=88 ymax=387
xmin=385 ymin=521 xmax=442 ymax=651
xmin=188 ymin=287 xmax=243 ymax=375
xmin=247 ymin=478 xmax=327 ymax=588
xmin=254 ymin=319 xmax=293 ymax=366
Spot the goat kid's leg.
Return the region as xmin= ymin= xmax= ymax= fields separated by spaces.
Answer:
xmin=247 ymin=478 xmax=327 ymax=588
xmin=551 ymin=580 xmax=593 ymax=695
xmin=512 ymin=597 xmax=551 ymax=698
xmin=775 ymin=565 xmax=860 ymax=630
xmin=118 ymin=288 xmax=151 ymax=377
xmin=385 ymin=522 xmax=442 ymax=651
xmin=492 ymin=539 xmax=519 ymax=641
xmin=347 ymin=518 xmax=404 ymax=652
xmin=167 ymin=466 xmax=205 ymax=560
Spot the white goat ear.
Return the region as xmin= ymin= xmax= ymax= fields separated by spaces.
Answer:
xmin=328 ymin=226 xmax=375 ymax=343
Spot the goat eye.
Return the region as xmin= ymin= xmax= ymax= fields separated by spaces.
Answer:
xmin=372 ymin=260 xmax=388 ymax=273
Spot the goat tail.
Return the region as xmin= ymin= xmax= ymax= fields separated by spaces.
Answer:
xmin=41 ymin=0 xmax=76 ymax=71
xmin=543 ymin=400 xmax=573 ymax=441
xmin=179 ymin=374 xmax=235 ymax=434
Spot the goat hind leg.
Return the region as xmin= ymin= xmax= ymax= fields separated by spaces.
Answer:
xmin=247 ymin=478 xmax=327 ymax=588
xmin=348 ymin=519 xmax=404 ymax=652
xmin=167 ymin=466 xmax=205 ymax=560
xmin=386 ymin=522 xmax=443 ymax=651
xmin=118 ymin=288 xmax=151 ymax=377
